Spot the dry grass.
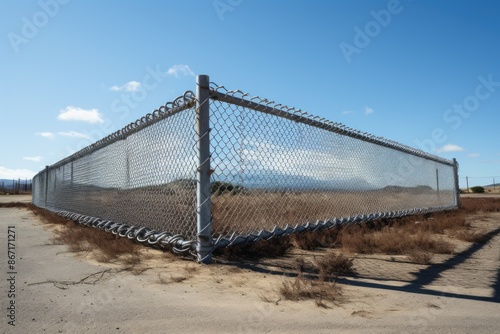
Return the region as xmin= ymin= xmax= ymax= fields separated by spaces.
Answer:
xmin=51 ymin=222 xmax=141 ymax=262
xmin=460 ymin=197 xmax=500 ymax=213
xmin=278 ymin=252 xmax=352 ymax=307
xmin=213 ymin=237 xmax=292 ymax=260
xmin=27 ymin=203 xmax=74 ymax=225
xmin=408 ymin=251 xmax=433 ymax=264
xmin=287 ymin=197 xmax=500 ymax=257
xmin=4 ymin=195 xmax=499 ymax=268
xmin=279 ymin=274 xmax=341 ymax=307
xmin=209 ymin=197 xmax=500 ymax=266
xmin=315 ymin=252 xmax=354 ymax=281
xmin=451 ymin=229 xmax=487 ymax=243
xmin=339 ymin=226 xmax=454 ymax=255
xmin=22 ymin=204 xmax=141 ymax=263
xmin=290 ymin=230 xmax=339 ymax=250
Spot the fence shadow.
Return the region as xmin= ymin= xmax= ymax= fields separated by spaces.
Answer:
xmin=219 ymin=227 xmax=500 ymax=304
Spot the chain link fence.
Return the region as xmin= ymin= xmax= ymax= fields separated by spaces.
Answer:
xmin=32 ymin=75 xmax=460 ymax=262
xmin=460 ymin=176 xmax=499 ymax=193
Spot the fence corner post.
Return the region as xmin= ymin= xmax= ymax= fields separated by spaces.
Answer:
xmin=196 ymin=74 xmax=213 ymax=264
xmin=453 ymin=158 xmax=461 ymax=207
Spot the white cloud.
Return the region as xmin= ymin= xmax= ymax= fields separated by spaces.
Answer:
xmin=58 ymin=131 xmax=90 ymax=139
xmin=57 ymin=106 xmax=104 ymax=124
xmin=0 ymin=166 xmax=36 ymax=179
xmin=23 ymin=156 xmax=42 ymax=162
xmin=35 ymin=132 xmax=55 ymax=140
xmin=110 ymin=80 xmax=142 ymax=92
xmin=342 ymin=110 xmax=353 ymax=115
xmin=167 ymin=64 xmax=195 ymax=78
xmin=467 ymin=153 xmax=480 ymax=157
xmin=364 ymin=106 xmax=374 ymax=115
xmin=436 ymin=144 xmax=465 ymax=153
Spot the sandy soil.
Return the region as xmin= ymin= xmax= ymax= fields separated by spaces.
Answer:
xmin=0 ymin=200 xmax=499 ymax=333
xmin=0 ymin=194 xmax=32 ymax=204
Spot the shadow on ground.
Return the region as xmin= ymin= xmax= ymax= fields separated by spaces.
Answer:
xmin=219 ymin=227 xmax=500 ymax=304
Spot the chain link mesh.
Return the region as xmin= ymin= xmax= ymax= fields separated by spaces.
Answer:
xmin=31 ymin=79 xmax=460 ymax=259
xmin=33 ymin=92 xmax=199 ymax=252
xmin=208 ymin=83 xmax=458 ymax=247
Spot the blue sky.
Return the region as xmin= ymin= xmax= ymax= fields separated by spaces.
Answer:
xmin=0 ymin=0 xmax=499 ymax=187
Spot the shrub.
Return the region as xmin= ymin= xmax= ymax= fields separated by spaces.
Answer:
xmin=279 ymin=274 xmax=341 ymax=306
xmin=315 ymin=252 xmax=354 ymax=281
xmin=470 ymin=186 xmax=485 ymax=193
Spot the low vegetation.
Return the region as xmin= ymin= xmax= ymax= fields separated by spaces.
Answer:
xmin=213 ymin=237 xmax=292 ymax=260
xmin=315 ymin=252 xmax=355 ymax=281
xmin=279 ymin=274 xmax=341 ymax=308
xmin=407 ymin=251 xmax=433 ymax=265
xmin=25 ymin=203 xmax=141 ymax=262
xmin=470 ymin=186 xmax=485 ymax=193
xmin=3 ymin=195 xmax=500 ymax=307
xmin=51 ymin=222 xmax=141 ymax=262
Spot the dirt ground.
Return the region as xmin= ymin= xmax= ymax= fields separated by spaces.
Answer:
xmin=0 ymin=195 xmax=499 ymax=333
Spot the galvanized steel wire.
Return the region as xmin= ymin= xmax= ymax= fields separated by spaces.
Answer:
xmin=32 ymin=76 xmax=460 ymax=260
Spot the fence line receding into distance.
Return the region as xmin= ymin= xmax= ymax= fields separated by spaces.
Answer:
xmin=32 ymin=75 xmax=460 ymax=263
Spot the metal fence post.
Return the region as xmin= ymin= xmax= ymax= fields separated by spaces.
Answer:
xmin=453 ymin=158 xmax=461 ymax=207
xmin=196 ymin=74 xmax=213 ymax=264
xmin=44 ymin=166 xmax=49 ymax=208
xmin=435 ymin=168 xmax=440 ymax=197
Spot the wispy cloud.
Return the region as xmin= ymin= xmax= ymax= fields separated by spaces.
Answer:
xmin=58 ymin=131 xmax=90 ymax=139
xmin=167 ymin=64 xmax=195 ymax=78
xmin=110 ymin=80 xmax=142 ymax=92
xmin=364 ymin=106 xmax=374 ymax=115
xmin=0 ymin=166 xmax=36 ymax=179
xmin=57 ymin=106 xmax=104 ymax=124
xmin=35 ymin=132 xmax=55 ymax=140
xmin=342 ymin=110 xmax=353 ymax=115
xmin=436 ymin=144 xmax=465 ymax=153
xmin=467 ymin=153 xmax=480 ymax=157
xmin=23 ymin=156 xmax=42 ymax=162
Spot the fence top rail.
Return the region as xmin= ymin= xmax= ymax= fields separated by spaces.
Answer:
xmin=34 ymin=91 xmax=196 ymax=178
xmin=209 ymin=82 xmax=454 ymax=167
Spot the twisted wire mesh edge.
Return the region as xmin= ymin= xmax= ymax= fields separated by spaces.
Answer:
xmin=57 ymin=210 xmax=197 ymax=255
xmin=208 ymin=83 xmax=453 ymax=166
xmin=53 ymin=204 xmax=459 ymax=260
xmin=211 ymin=204 xmax=459 ymax=251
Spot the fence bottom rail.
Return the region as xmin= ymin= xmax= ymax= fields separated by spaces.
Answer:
xmin=56 ymin=210 xmax=196 ymax=255
xmin=34 ymin=204 xmax=459 ymax=261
